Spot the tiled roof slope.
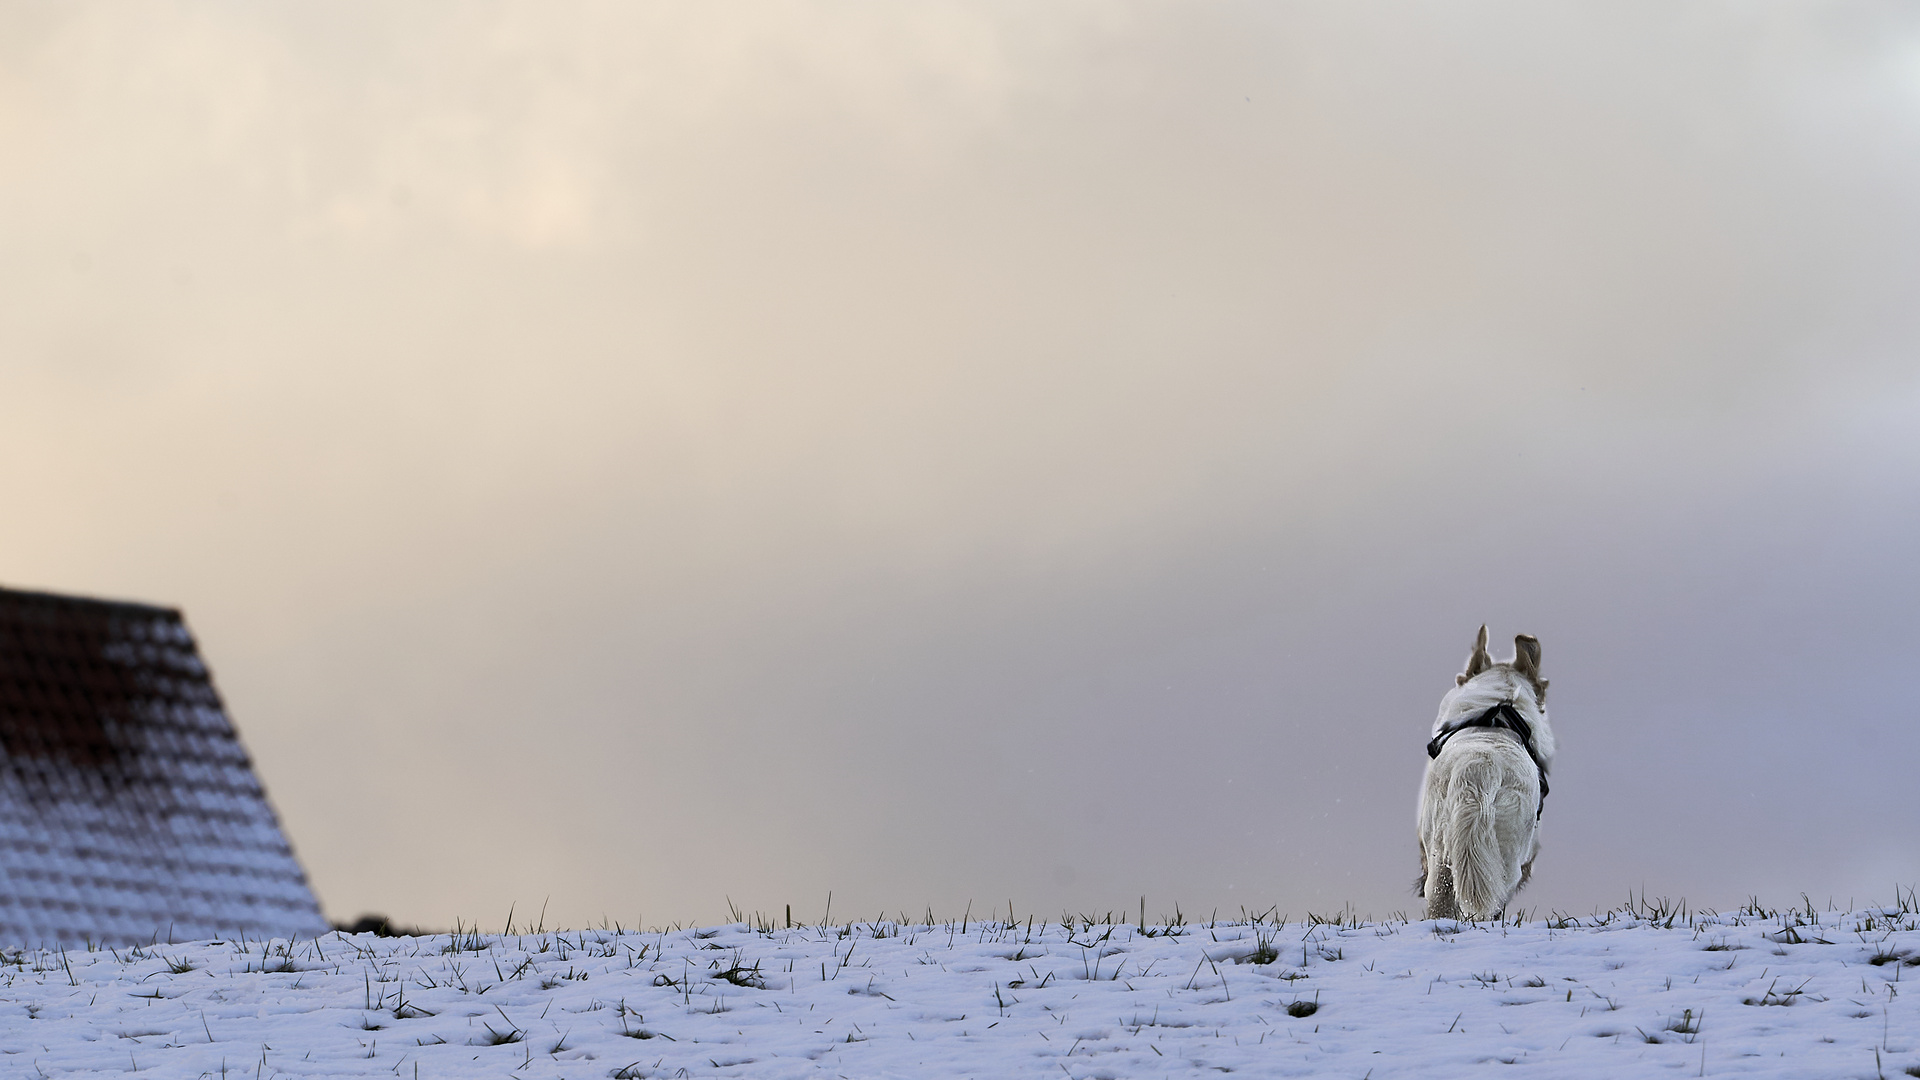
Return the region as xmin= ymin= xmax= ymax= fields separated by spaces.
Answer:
xmin=0 ymin=586 xmax=327 ymax=946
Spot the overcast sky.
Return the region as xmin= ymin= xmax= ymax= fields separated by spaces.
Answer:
xmin=4 ymin=1 xmax=1919 ymax=930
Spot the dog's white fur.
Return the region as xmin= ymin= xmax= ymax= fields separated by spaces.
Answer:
xmin=1417 ymin=626 xmax=1555 ymax=921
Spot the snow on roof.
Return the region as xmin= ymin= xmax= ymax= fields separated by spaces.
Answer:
xmin=0 ymin=585 xmax=327 ymax=946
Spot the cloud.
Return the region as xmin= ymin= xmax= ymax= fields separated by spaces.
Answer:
xmin=2 ymin=1 xmax=1918 ymax=926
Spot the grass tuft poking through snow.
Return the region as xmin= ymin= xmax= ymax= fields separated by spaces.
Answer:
xmin=1 ymin=892 xmax=1918 ymax=1077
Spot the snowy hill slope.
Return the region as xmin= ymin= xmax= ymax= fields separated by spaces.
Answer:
xmin=2 ymin=899 xmax=1917 ymax=1078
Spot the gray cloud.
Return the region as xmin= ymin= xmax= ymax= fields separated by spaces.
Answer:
xmin=2 ymin=1 xmax=1917 ymax=928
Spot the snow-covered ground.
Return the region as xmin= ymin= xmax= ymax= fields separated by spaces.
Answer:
xmin=3 ymin=900 xmax=1918 ymax=1078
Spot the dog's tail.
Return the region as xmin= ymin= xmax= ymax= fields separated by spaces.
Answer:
xmin=1445 ymin=757 xmax=1530 ymax=920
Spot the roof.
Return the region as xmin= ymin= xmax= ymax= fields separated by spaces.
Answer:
xmin=0 ymin=585 xmax=327 ymax=946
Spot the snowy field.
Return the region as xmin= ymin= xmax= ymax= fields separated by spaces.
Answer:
xmin=3 ymin=898 xmax=1919 ymax=1079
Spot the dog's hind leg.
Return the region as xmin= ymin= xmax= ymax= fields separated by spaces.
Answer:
xmin=1424 ymin=864 xmax=1459 ymax=920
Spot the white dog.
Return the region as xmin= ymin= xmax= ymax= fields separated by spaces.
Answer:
xmin=1417 ymin=626 xmax=1555 ymax=920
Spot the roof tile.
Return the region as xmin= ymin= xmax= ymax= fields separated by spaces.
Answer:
xmin=0 ymin=586 xmax=327 ymax=946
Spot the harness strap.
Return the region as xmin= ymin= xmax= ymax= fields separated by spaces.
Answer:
xmin=1426 ymin=702 xmax=1550 ymax=819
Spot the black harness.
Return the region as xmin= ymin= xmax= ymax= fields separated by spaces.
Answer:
xmin=1426 ymin=702 xmax=1550 ymax=819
